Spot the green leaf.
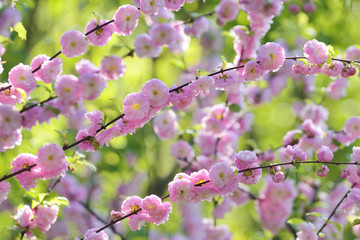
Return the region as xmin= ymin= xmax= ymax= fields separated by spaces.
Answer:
xmin=229 ymin=104 xmax=241 ymax=112
xmin=319 ymin=233 xmax=325 ymax=237
xmin=108 ymin=98 xmax=122 ymax=115
xmin=293 ymin=160 xmax=301 ymax=169
xmin=49 ymin=196 xmax=70 ymax=207
xmin=287 ymin=218 xmax=304 ymax=226
xmin=43 ymin=105 xmax=61 ymax=115
xmin=92 ymin=11 xmax=101 ymax=24
xmin=329 ymin=221 xmax=342 ymax=232
xmin=353 ymin=219 xmax=360 ymax=226
xmin=306 ymin=212 xmax=323 ymax=218
xmin=77 ymin=159 xmax=97 ymax=172
xmin=31 ymin=227 xmax=44 ymax=239
xmin=170 ymin=58 xmax=186 ymax=70
xmin=327 ymin=45 xmax=335 ymax=56
xmin=55 ymin=130 xmax=69 ymax=140
xmin=297 ymin=58 xmax=308 ymax=65
xmin=325 ymin=55 xmax=333 ymax=65
xmin=13 ymin=22 xmax=27 ymax=40
xmin=24 ymin=190 xmax=40 ymax=202
xmin=221 ymin=56 xmax=228 ymax=69
xmin=93 ymin=140 xmax=100 ymax=151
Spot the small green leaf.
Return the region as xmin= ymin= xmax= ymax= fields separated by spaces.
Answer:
xmin=49 ymin=196 xmax=70 ymax=207
xmin=229 ymin=104 xmax=241 ymax=112
xmin=55 ymin=130 xmax=69 ymax=140
xmin=92 ymin=11 xmax=101 ymax=24
xmin=329 ymin=221 xmax=342 ymax=232
xmin=108 ymin=98 xmax=122 ymax=115
xmin=13 ymin=22 xmax=27 ymax=40
xmin=287 ymin=218 xmax=304 ymax=226
xmin=31 ymin=227 xmax=44 ymax=238
xmin=325 ymin=55 xmax=333 ymax=65
xmin=24 ymin=190 xmax=40 ymax=202
xmin=93 ymin=140 xmax=100 ymax=151
xmin=77 ymin=159 xmax=97 ymax=172
xmin=297 ymin=58 xmax=308 ymax=65
xmin=293 ymin=160 xmax=301 ymax=169
xmin=306 ymin=212 xmax=323 ymax=218
xmin=353 ymin=219 xmax=360 ymax=226
xmin=221 ymin=56 xmax=228 ymax=69
xmin=327 ymin=45 xmax=335 ymax=56
xmin=319 ymin=233 xmax=325 ymax=237
xmin=43 ymin=105 xmax=61 ymax=115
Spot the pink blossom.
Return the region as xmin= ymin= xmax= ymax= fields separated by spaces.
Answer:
xmin=0 ymin=105 xmax=22 ymax=135
xmin=134 ymin=33 xmax=162 ymax=58
xmin=168 ymin=178 xmax=195 ymax=204
xmin=321 ymin=61 xmax=343 ymax=77
xmin=217 ymin=131 xmax=238 ymax=156
xmin=269 ymin=166 xmax=285 ymax=183
xmin=0 ymin=181 xmax=10 ymax=204
xmin=317 ymin=145 xmax=333 ymax=162
xmin=85 ymin=19 xmax=114 ymax=46
xmin=345 ymin=45 xmax=360 ymax=61
xmin=141 ymin=78 xmax=170 ymax=108
xmin=317 ymin=165 xmax=329 ymax=177
xmin=234 ymin=150 xmax=258 ymax=170
xmin=328 ymin=77 xmax=348 ymax=100
xmin=165 ymin=0 xmax=185 ymax=11
xmin=140 ymin=0 xmax=165 ymax=15
xmin=344 ymin=117 xmax=360 ymax=139
xmin=0 ymin=84 xmax=22 ymax=106
xmin=60 ymin=30 xmax=88 ymax=58
xmin=257 ymin=42 xmax=285 ymax=71
xmin=85 ymin=110 xmax=103 ymax=135
xmin=168 ymin=22 xmax=190 ymax=54
xmin=113 ymin=5 xmax=141 ymax=35
xmin=142 ymin=195 xmax=172 ymax=225
xmin=12 ymin=153 xmax=41 ymax=190
xmin=123 ymin=92 xmax=151 ymax=121
xmin=188 ymin=76 xmax=214 ymax=97
xmin=76 ymin=129 xmax=95 ymax=152
xmin=79 ymin=72 xmax=107 ymax=100
xmin=14 ymin=205 xmax=34 ymax=228
xmin=8 ymin=63 xmax=36 ymax=93
xmin=170 ymin=86 xmax=195 ymax=109
xmin=215 ymin=0 xmax=239 ymax=23
xmin=349 ymin=188 xmax=360 ymax=209
xmin=0 ymin=7 xmax=21 ymax=37
xmin=303 ymin=39 xmax=328 ymax=65
xmin=55 ymin=74 xmax=83 ymax=104
xmin=185 ymin=17 xmax=210 ymax=38
xmin=303 ymin=2 xmax=317 ymax=13
xmin=33 ymin=205 xmax=59 ymax=232
xmin=351 ymin=147 xmax=360 ymax=163
xmin=242 ymin=60 xmax=264 ymax=81
xmin=99 ymin=56 xmax=126 ymax=80
xmin=296 ymin=222 xmax=318 ymax=240
xmin=121 ymin=196 xmax=147 ymax=231
xmin=37 ymin=143 xmax=69 ymax=179
xmin=292 ymin=62 xmax=309 ymax=75
xmin=213 ymin=197 xmax=232 ymax=218
xmin=288 ymin=4 xmax=300 ymax=14
xmin=76 ymin=59 xmax=99 ymax=74
xmin=84 ymin=228 xmax=109 ymax=240
xmin=209 ymin=162 xmax=237 ymax=196
xmin=284 ymin=145 xmax=307 ymax=162
xmin=39 ymin=58 xmax=63 ymax=83
xmin=149 ymin=23 xmax=176 ymax=47
xmin=237 ymin=163 xmax=262 ymax=185
xmin=170 ymin=140 xmax=194 ymax=162
xmin=153 ymin=110 xmax=178 ymax=140
xmin=213 ymin=63 xmax=239 ymax=90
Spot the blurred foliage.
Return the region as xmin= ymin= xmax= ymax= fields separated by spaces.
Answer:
xmin=1 ymin=0 xmax=360 ymax=239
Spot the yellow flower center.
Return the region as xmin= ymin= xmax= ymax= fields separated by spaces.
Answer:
xmin=22 ymin=163 xmax=29 ymax=169
xmin=243 ymin=170 xmax=253 ymax=176
xmin=153 ymin=90 xmax=158 ymax=96
xmin=95 ymin=27 xmax=103 ymax=36
xmin=196 ymin=180 xmax=205 ymax=185
xmin=65 ymin=87 xmax=71 ymax=93
xmin=133 ymin=104 xmax=140 ymax=110
xmin=150 ymin=1 xmax=155 ymax=6
xmin=48 ymin=155 xmax=54 ymax=161
xmin=219 ymin=172 xmax=224 ymax=178
xmin=71 ymin=42 xmax=76 ymax=47
xmin=109 ymin=66 xmax=116 ymax=71
xmin=180 ymin=190 xmax=184 ymax=195
xmin=125 ymin=16 xmax=131 ymax=21
xmin=19 ymin=76 xmax=25 ymax=81
xmin=269 ymin=53 xmax=275 ymax=60
xmin=131 ymin=205 xmax=140 ymax=212
xmin=150 ymin=205 xmax=155 ymax=210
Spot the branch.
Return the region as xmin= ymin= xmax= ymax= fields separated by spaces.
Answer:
xmin=317 ymin=183 xmax=356 ymax=235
